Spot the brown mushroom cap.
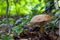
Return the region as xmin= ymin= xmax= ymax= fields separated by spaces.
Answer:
xmin=30 ymin=14 xmax=51 ymax=24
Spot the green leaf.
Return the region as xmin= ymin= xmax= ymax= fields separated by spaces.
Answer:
xmin=12 ymin=25 xmax=24 ymax=34
xmin=1 ymin=35 xmax=13 ymax=40
xmin=2 ymin=18 xmax=15 ymax=24
xmin=58 ymin=0 xmax=60 ymax=7
xmin=9 ymin=18 xmax=15 ymax=25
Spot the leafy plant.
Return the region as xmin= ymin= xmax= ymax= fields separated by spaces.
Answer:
xmin=2 ymin=18 xmax=15 ymax=25
xmin=0 ymin=35 xmax=14 ymax=40
xmin=12 ymin=24 xmax=24 ymax=35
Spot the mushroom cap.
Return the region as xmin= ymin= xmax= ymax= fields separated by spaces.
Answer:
xmin=30 ymin=14 xmax=51 ymax=24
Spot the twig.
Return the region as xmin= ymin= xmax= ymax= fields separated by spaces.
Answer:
xmin=6 ymin=0 xmax=11 ymax=34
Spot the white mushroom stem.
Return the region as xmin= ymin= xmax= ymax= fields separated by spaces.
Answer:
xmin=40 ymin=22 xmax=45 ymax=34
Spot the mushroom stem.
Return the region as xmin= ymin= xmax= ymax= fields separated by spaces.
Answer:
xmin=40 ymin=22 xmax=45 ymax=34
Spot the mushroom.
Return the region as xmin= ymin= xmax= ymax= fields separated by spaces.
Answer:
xmin=28 ymin=14 xmax=51 ymax=33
